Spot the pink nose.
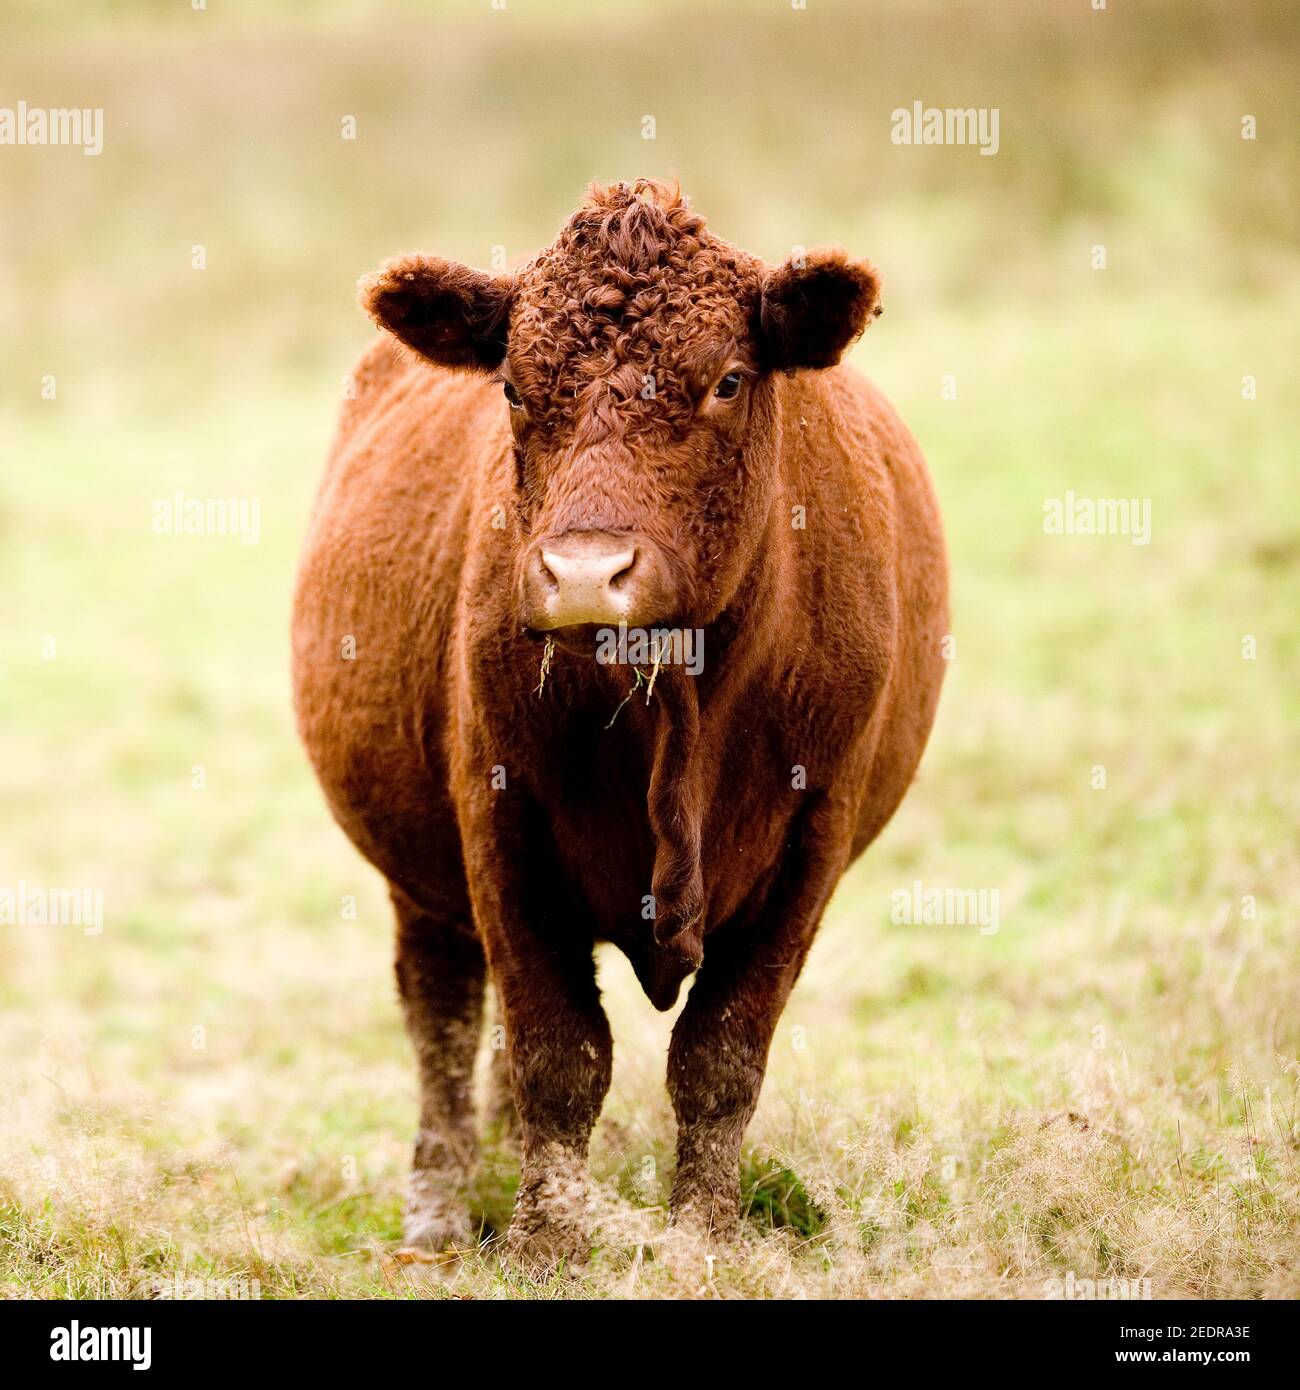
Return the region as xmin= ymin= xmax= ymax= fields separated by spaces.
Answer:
xmin=524 ymin=531 xmax=642 ymax=629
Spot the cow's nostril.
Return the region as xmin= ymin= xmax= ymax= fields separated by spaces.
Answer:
xmin=537 ymin=553 xmax=561 ymax=593
xmin=608 ymin=548 xmax=637 ymax=592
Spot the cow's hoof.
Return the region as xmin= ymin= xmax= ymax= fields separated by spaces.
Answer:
xmin=505 ymin=1143 xmax=592 ymax=1275
xmin=504 ymin=1220 xmax=590 ymax=1277
xmin=403 ymin=1172 xmax=474 ymax=1251
xmin=402 ymin=1209 xmax=473 ymax=1252
xmin=668 ymin=1189 xmax=741 ymax=1246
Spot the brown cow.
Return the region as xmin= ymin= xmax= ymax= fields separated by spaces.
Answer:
xmin=291 ymin=178 xmax=948 ymax=1270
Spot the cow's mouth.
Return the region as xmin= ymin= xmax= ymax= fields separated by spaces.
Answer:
xmin=524 ymin=622 xmax=606 ymax=656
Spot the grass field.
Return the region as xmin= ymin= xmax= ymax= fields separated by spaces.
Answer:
xmin=1 ymin=1 xmax=1297 ymax=1299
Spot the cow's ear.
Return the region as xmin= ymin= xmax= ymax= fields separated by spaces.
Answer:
xmin=757 ymin=249 xmax=882 ymax=372
xmin=358 ymin=254 xmax=514 ymax=372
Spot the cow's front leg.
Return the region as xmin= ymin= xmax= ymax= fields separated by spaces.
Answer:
xmin=458 ymin=784 xmax=611 ymax=1273
xmin=667 ymin=798 xmax=848 ymax=1240
xmin=500 ymin=947 xmax=611 ymax=1273
xmin=666 ymin=930 xmax=802 ymax=1240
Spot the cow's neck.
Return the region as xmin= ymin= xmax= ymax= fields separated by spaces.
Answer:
xmin=644 ymin=476 xmax=788 ymax=926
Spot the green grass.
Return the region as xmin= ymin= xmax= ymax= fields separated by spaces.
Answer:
xmin=0 ymin=0 xmax=1297 ymax=1299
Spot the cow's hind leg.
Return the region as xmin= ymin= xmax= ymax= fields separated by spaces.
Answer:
xmin=391 ymin=884 xmax=486 ymax=1250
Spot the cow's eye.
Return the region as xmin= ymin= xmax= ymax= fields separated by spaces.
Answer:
xmin=502 ymin=380 xmax=524 ymax=410
xmin=714 ymin=371 xmax=743 ymax=400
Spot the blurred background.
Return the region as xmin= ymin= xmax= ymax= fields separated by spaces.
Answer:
xmin=0 ymin=0 xmax=1296 ymax=1298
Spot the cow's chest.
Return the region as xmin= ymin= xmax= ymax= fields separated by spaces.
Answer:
xmin=529 ymin=700 xmax=806 ymax=945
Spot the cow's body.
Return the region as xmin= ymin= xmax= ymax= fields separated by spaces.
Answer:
xmin=291 ymin=179 xmax=947 ymax=1266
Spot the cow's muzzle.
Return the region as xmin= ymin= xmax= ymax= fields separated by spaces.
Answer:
xmin=521 ymin=530 xmax=671 ymax=631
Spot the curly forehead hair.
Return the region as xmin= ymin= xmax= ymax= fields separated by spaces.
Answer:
xmin=359 ymin=178 xmax=883 ymax=432
xmin=508 ymin=179 xmax=763 ymax=436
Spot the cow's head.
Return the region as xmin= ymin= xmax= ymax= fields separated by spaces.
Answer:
xmin=360 ymin=178 xmax=881 ymax=641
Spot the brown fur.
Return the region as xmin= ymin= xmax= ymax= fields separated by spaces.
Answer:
xmin=292 ymin=179 xmax=948 ymax=1268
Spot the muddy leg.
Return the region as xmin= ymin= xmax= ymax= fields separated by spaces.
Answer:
xmin=666 ymin=931 xmax=794 ymax=1238
xmin=668 ymin=798 xmax=846 ymax=1239
xmin=496 ymin=938 xmax=611 ymax=1272
xmin=456 ymin=767 xmax=611 ymax=1272
xmin=392 ymin=885 xmax=486 ymax=1250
